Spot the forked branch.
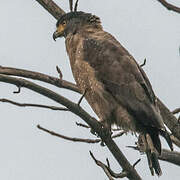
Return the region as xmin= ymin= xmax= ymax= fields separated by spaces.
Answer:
xmin=37 ymin=124 xmax=124 ymax=144
xmin=0 ymin=74 xmax=142 ymax=180
xmin=90 ymin=151 xmax=128 ymax=179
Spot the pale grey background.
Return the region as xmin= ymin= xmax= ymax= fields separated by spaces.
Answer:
xmin=0 ymin=0 xmax=180 ymax=179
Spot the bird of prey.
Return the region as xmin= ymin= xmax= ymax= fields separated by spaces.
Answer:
xmin=53 ymin=6 xmax=173 ymax=176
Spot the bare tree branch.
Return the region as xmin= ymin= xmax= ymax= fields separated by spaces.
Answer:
xmin=1 ymin=66 xmax=180 ymax=177
xmin=78 ymin=89 xmax=87 ymax=106
xmin=13 ymin=86 xmax=21 ymax=94
xmin=76 ymin=122 xmax=90 ymax=128
xmin=90 ymin=151 xmax=128 ymax=179
xmin=37 ymin=124 xmax=124 ymax=144
xmin=0 ymin=66 xmax=80 ymax=93
xmin=133 ymin=159 xmax=141 ymax=168
xmin=37 ymin=124 xmax=101 ymax=143
xmin=157 ymin=0 xmax=180 ymax=14
xmin=56 ymin=66 xmax=63 ymax=80
xmin=0 ymin=98 xmax=68 ymax=111
xmin=0 ymin=74 xmax=141 ymax=180
xmin=35 ymin=0 xmax=65 ymax=19
xmin=1 ymin=0 xmax=179 ymax=179
xmin=127 ymin=135 xmax=180 ymax=167
xmin=1 ymin=66 xmax=179 ymax=142
xmin=140 ymin=58 xmax=146 ymax=67
xmin=157 ymin=99 xmax=180 ymax=140
xmin=159 ymin=149 xmax=180 ymax=166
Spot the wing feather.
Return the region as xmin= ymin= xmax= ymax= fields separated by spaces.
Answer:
xmin=83 ymin=33 xmax=163 ymax=129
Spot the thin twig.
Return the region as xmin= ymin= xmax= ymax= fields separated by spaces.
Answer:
xmin=37 ymin=124 xmax=101 ymax=143
xmin=56 ymin=66 xmax=63 ymax=80
xmin=0 ymin=98 xmax=69 ymax=111
xmin=140 ymin=58 xmax=146 ymax=67
xmin=133 ymin=159 xmax=141 ymax=168
xmin=76 ymin=122 xmax=90 ymax=128
xmin=112 ymin=131 xmax=125 ymax=139
xmin=78 ymin=89 xmax=87 ymax=106
xmin=13 ymin=86 xmax=21 ymax=94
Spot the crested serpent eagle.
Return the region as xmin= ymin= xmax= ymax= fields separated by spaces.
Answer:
xmin=53 ymin=7 xmax=173 ymax=176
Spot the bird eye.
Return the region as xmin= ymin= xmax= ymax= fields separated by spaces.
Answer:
xmin=62 ymin=21 xmax=66 ymax=26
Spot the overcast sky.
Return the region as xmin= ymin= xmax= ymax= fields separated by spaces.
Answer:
xmin=0 ymin=0 xmax=180 ymax=179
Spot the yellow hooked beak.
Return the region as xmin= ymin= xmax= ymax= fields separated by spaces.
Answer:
xmin=53 ymin=24 xmax=65 ymax=41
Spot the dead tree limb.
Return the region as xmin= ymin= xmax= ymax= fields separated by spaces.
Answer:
xmin=0 ymin=74 xmax=142 ymax=180
xmin=35 ymin=0 xmax=65 ymax=19
xmin=37 ymin=124 xmax=124 ymax=144
xmin=157 ymin=99 xmax=180 ymax=140
xmin=157 ymin=0 xmax=180 ymax=14
xmin=37 ymin=125 xmax=101 ymax=143
xmin=0 ymin=0 xmax=179 ymax=179
xmin=159 ymin=149 xmax=180 ymax=166
xmin=0 ymin=98 xmax=68 ymax=111
xmin=90 ymin=151 xmax=128 ymax=179
xmin=0 ymin=66 xmax=179 ymax=141
xmin=0 ymin=66 xmax=80 ymax=93
xmin=128 ymin=145 xmax=180 ymax=167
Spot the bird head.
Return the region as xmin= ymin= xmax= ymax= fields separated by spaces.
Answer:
xmin=53 ymin=11 xmax=102 ymax=41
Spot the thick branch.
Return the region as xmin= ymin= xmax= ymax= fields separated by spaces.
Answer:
xmin=128 ymin=144 xmax=180 ymax=167
xmin=35 ymin=0 xmax=65 ymax=19
xmin=1 ymin=66 xmax=179 ymax=142
xmin=159 ymin=149 xmax=180 ymax=166
xmin=157 ymin=99 xmax=180 ymax=140
xmin=0 ymin=74 xmax=141 ymax=180
xmin=157 ymin=0 xmax=180 ymax=14
xmin=0 ymin=66 xmax=80 ymax=93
